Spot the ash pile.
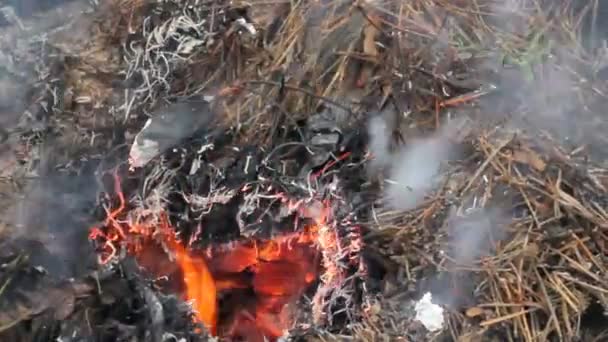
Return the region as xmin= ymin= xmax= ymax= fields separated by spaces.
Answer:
xmin=2 ymin=0 xmax=608 ymax=342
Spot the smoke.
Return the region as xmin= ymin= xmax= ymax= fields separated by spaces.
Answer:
xmin=0 ymin=0 xmax=111 ymax=278
xmin=2 ymin=0 xmax=77 ymax=20
xmin=476 ymin=0 xmax=608 ymax=158
xmin=365 ymin=0 xmax=607 ymax=241
xmin=384 ymin=134 xmax=451 ymax=211
xmin=10 ymin=152 xmax=100 ymax=278
xmin=367 ymin=116 xmax=466 ymax=211
xmin=366 ymin=115 xmax=392 ymax=170
xmin=446 ymin=205 xmax=508 ymax=266
xmin=427 ymin=204 xmax=509 ymax=309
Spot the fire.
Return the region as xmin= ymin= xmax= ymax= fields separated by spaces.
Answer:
xmin=89 ymin=170 xmax=329 ymax=341
xmin=213 ymin=226 xmax=321 ymax=341
xmin=164 ymin=234 xmax=218 ymax=335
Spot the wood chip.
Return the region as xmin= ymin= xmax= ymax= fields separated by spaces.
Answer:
xmin=522 ymin=242 xmax=539 ymax=258
xmin=465 ymin=306 xmax=485 ymax=318
xmin=512 ymin=147 xmax=546 ymax=172
xmin=357 ymin=13 xmax=381 ymax=87
xmin=362 ymin=16 xmax=380 ymax=60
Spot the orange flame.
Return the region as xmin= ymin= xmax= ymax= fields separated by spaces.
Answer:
xmin=164 ymin=235 xmax=218 ymax=335
xmin=89 ymin=169 xmax=332 ymax=341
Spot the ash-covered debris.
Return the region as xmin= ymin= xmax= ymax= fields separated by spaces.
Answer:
xmin=305 ymin=106 xmax=349 ymax=168
xmin=123 ymin=0 xmax=257 ymax=104
xmin=124 ymin=96 xmax=368 ymax=242
xmin=128 ymin=96 xmax=218 ymax=169
xmin=0 ymin=238 xmax=205 ymax=342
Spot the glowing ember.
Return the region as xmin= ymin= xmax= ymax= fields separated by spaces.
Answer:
xmin=88 ymin=170 xmax=330 ymax=341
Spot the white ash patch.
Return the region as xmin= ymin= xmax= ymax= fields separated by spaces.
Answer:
xmin=414 ymin=292 xmax=445 ymax=332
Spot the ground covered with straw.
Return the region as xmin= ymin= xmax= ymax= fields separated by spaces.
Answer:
xmin=1 ymin=0 xmax=608 ymax=341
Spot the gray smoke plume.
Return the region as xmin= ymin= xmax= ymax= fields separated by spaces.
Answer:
xmin=427 ymin=203 xmax=510 ymax=309
xmin=366 ymin=115 xmax=392 ymax=170
xmin=0 ymin=0 xmax=99 ymax=278
xmin=9 ymin=147 xmax=100 ymax=278
xmin=372 ymin=118 xmax=467 ymax=212
xmin=446 ymin=205 xmax=508 ymax=266
xmin=476 ymin=0 xmax=608 ymax=162
xmin=384 ymin=134 xmax=451 ymax=211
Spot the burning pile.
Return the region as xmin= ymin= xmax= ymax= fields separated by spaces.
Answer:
xmin=75 ymin=1 xmax=371 ymax=339
xmin=88 ymin=165 xmax=365 ymax=341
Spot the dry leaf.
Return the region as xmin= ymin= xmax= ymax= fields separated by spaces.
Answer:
xmin=522 ymin=242 xmax=539 ymax=258
xmin=458 ymin=330 xmax=487 ymax=342
xmin=532 ymin=197 xmax=553 ymax=216
xmin=465 ymin=306 xmax=485 ymax=318
xmin=512 ymin=147 xmax=546 ymax=172
xmin=357 ymin=13 xmax=381 ymax=87
xmin=362 ymin=16 xmax=380 ymax=59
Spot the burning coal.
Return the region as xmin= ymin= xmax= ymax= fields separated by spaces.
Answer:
xmin=88 ymin=168 xmax=361 ymax=341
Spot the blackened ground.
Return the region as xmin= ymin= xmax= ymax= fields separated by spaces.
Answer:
xmin=579 ymin=300 xmax=608 ymax=339
xmin=125 ymin=106 xmax=371 ymax=246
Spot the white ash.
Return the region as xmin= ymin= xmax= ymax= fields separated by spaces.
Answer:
xmin=183 ymin=188 xmax=236 ymax=217
xmin=235 ymin=18 xmax=257 ymax=36
xmin=128 ymin=98 xmax=216 ymax=170
xmin=122 ymin=0 xmax=259 ymax=106
xmin=123 ymin=1 xmax=218 ymax=103
xmin=129 ymin=118 xmax=159 ymax=170
xmin=414 ymin=292 xmax=445 ymax=332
